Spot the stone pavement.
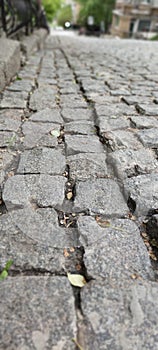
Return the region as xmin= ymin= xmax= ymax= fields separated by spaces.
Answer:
xmin=0 ymin=34 xmax=158 ymax=349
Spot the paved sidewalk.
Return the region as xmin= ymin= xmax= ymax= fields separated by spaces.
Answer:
xmin=0 ymin=34 xmax=158 ymax=349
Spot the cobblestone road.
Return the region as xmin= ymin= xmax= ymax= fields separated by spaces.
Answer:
xmin=0 ymin=34 xmax=158 ymax=349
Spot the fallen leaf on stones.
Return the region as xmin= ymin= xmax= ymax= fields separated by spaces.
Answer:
xmin=96 ymin=216 xmax=111 ymax=228
xmin=50 ymin=130 xmax=60 ymax=137
xmin=67 ymin=191 xmax=73 ymax=200
xmin=0 ymin=270 xmax=8 ymax=280
xmin=72 ymin=338 xmax=83 ymax=350
xmin=63 ymin=248 xmax=70 ymax=257
xmin=131 ymin=273 xmax=140 ymax=280
xmin=67 ymin=273 xmax=86 ymax=287
xmin=70 ymin=247 xmax=75 ymax=252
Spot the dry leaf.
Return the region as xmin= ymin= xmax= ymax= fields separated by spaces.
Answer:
xmin=67 ymin=191 xmax=73 ymax=200
xmin=67 ymin=272 xmax=86 ymax=287
xmin=50 ymin=130 xmax=60 ymax=137
xmin=63 ymin=248 xmax=70 ymax=257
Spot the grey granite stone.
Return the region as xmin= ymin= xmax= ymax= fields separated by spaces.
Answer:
xmin=29 ymin=108 xmax=63 ymax=124
xmin=137 ymin=128 xmax=158 ymax=148
xmin=7 ymin=79 xmax=34 ymax=93
xmin=64 ymin=121 xmax=96 ymax=135
xmin=0 ymin=150 xmax=15 ymax=185
xmin=109 ymin=148 xmax=158 ymax=179
xmin=0 ymin=276 xmax=76 ymax=349
xmin=0 ymin=91 xmax=28 ymax=109
xmin=95 ymin=104 xmax=136 ymax=117
xmin=0 ymin=109 xmax=23 ymax=121
xmin=97 ymin=115 xmax=129 ymax=132
xmin=0 ymin=131 xmax=18 ymax=148
xmin=80 ymin=280 xmax=158 ymax=350
xmin=0 ymin=114 xmax=21 ymax=132
xmin=22 ymin=121 xmax=60 ymax=148
xmin=65 ymin=135 xmax=104 ymax=155
xmin=67 ymin=153 xmax=108 ymax=180
xmin=74 ymin=178 xmax=128 ymax=216
xmin=29 ymin=87 xmax=57 ymax=111
xmin=102 ymin=130 xmax=142 ymax=151
xmin=9 ymin=206 xmax=76 ymax=247
xmin=0 ymin=212 xmax=79 ymax=273
xmin=17 ymin=148 xmax=66 ymax=175
xmin=60 ymin=98 xmax=88 ymax=109
xmin=3 ymin=174 xmax=66 ymax=210
xmin=124 ymin=173 xmax=158 ymax=216
xmin=0 ymin=38 xmax=20 ymax=91
xmin=130 ymin=116 xmax=158 ymax=129
xmin=136 ymin=104 xmax=158 ymax=116
xmin=78 ymin=216 xmax=152 ymax=280
xmin=61 ymin=108 xmax=93 ymax=122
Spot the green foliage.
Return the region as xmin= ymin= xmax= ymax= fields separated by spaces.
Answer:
xmin=150 ymin=34 xmax=158 ymax=41
xmin=42 ymin=0 xmax=62 ymax=22
xmin=57 ymin=5 xmax=73 ymax=27
xmin=0 ymin=260 xmax=13 ymax=281
xmin=75 ymin=0 xmax=115 ymax=31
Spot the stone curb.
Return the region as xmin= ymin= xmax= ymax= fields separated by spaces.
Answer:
xmin=0 ymin=29 xmax=48 ymax=92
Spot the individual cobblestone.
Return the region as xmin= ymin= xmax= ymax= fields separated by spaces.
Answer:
xmin=78 ymin=216 xmax=153 ymax=280
xmin=29 ymin=108 xmax=63 ymax=123
xmin=64 ymin=121 xmax=96 ymax=135
xmin=22 ymin=121 xmax=61 ymax=148
xmin=67 ymin=153 xmax=108 ymax=180
xmin=137 ymin=128 xmax=158 ymax=148
xmin=109 ymin=148 xmax=158 ymax=179
xmin=80 ymin=279 xmax=158 ymax=350
xmin=3 ymin=174 xmax=66 ymax=210
xmin=29 ymin=87 xmax=57 ymax=111
xmin=61 ymin=107 xmax=93 ymax=122
xmin=17 ymin=148 xmax=66 ymax=175
xmin=124 ymin=173 xmax=158 ymax=216
xmin=0 ymin=277 xmax=76 ymax=350
xmin=65 ymin=135 xmax=104 ymax=155
xmin=74 ymin=178 xmax=128 ymax=216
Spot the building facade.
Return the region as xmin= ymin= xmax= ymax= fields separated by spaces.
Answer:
xmin=111 ymin=0 xmax=158 ymax=38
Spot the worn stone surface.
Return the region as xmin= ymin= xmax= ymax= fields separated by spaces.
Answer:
xmin=0 ymin=131 xmax=19 ymax=148
xmin=64 ymin=121 xmax=96 ymax=135
xmin=80 ymin=279 xmax=158 ymax=350
xmin=137 ymin=128 xmax=158 ymax=147
xmin=97 ymin=115 xmax=130 ymax=132
xmin=3 ymin=174 xmax=66 ymax=210
xmin=65 ymin=135 xmax=104 ymax=155
xmin=124 ymin=173 xmax=158 ymax=216
xmin=74 ymin=178 xmax=128 ymax=216
xmin=17 ymin=148 xmax=66 ymax=175
xmin=0 ymin=38 xmax=20 ymax=91
xmin=61 ymin=108 xmax=93 ymax=122
xmin=102 ymin=129 xmax=142 ymax=151
xmin=29 ymin=87 xmax=57 ymax=111
xmin=130 ymin=116 xmax=158 ymax=129
xmin=22 ymin=121 xmax=61 ymax=148
xmin=67 ymin=153 xmax=108 ymax=180
xmin=95 ymin=103 xmax=136 ymax=117
xmin=29 ymin=108 xmax=63 ymax=123
xmin=109 ymin=148 xmax=158 ymax=179
xmin=78 ymin=216 xmax=152 ymax=280
xmin=0 ymin=90 xmax=28 ymax=109
xmin=0 ymin=276 xmax=76 ymax=350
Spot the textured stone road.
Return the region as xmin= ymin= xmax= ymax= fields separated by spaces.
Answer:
xmin=0 ymin=34 xmax=158 ymax=349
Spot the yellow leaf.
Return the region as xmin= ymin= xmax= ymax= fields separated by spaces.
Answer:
xmin=50 ymin=130 xmax=60 ymax=137
xmin=67 ymin=191 xmax=73 ymax=200
xmin=67 ymin=273 xmax=86 ymax=287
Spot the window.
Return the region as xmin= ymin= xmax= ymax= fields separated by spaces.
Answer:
xmin=138 ymin=19 xmax=151 ymax=31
